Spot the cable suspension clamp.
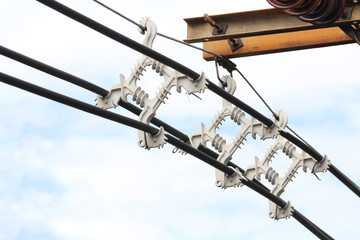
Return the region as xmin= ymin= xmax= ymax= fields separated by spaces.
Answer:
xmin=95 ymin=18 xmax=207 ymax=149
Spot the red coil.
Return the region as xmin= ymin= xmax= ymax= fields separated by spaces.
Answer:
xmin=266 ymin=0 xmax=346 ymax=26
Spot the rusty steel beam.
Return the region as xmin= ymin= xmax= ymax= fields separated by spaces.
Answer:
xmin=184 ymin=6 xmax=360 ymax=43
xmin=203 ymin=27 xmax=353 ymax=60
xmin=184 ymin=4 xmax=360 ymax=59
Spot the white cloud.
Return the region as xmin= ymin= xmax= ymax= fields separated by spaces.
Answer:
xmin=1 ymin=0 xmax=360 ymax=240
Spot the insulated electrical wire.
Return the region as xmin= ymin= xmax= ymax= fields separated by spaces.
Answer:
xmin=0 ymin=71 xmax=333 ymax=240
xmin=0 ymin=45 xmax=264 ymax=190
xmin=91 ymin=0 xmax=280 ymax=120
xmin=0 ymin=44 xmax=334 ymax=239
xmin=0 ymin=72 xmax=234 ymax=175
xmin=0 ymin=44 xmax=190 ymax=143
xmin=0 ymin=45 xmax=272 ymax=195
xmin=35 ymin=0 xmax=360 ymax=198
xmin=0 ymin=45 xmax=109 ymax=97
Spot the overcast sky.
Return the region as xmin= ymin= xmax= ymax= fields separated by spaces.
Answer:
xmin=1 ymin=0 xmax=360 ymax=239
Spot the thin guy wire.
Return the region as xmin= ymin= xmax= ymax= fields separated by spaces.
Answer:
xmin=286 ymin=125 xmax=316 ymax=151
xmin=234 ymin=68 xmax=279 ymax=120
xmin=91 ymin=0 xmax=319 ymax=151
xmin=92 ymin=1 xmax=222 ymax=57
xmin=93 ymin=0 xmax=145 ymax=31
xmin=156 ymin=32 xmax=222 ymax=58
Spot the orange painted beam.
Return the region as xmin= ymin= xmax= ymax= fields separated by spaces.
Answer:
xmin=203 ymin=27 xmax=354 ymax=60
xmin=185 ymin=6 xmax=360 ymax=44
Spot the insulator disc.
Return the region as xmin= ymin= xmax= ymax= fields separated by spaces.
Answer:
xmin=266 ymin=0 xmax=306 ymax=10
xmin=268 ymin=0 xmax=346 ymax=26
xmin=299 ymin=0 xmax=334 ymax=22
xmin=312 ymin=0 xmax=346 ymax=26
xmin=284 ymin=0 xmax=321 ymax=16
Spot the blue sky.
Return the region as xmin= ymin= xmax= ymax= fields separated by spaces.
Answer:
xmin=1 ymin=0 xmax=360 ymax=239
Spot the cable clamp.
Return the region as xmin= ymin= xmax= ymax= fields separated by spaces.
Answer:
xmin=269 ymin=201 xmax=294 ymax=221
xmin=216 ymin=167 xmax=247 ymax=189
xmin=138 ymin=126 xmax=167 ymax=150
xmin=172 ymin=134 xmax=193 ymax=155
xmin=301 ymin=152 xmax=330 ymax=174
xmin=177 ymin=71 xmax=207 ymax=94
xmin=312 ymin=154 xmax=331 ymax=173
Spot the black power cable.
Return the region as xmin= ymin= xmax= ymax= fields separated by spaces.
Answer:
xmin=198 ymin=145 xmax=334 ymax=240
xmin=0 ymin=45 xmax=275 ymax=192
xmin=0 ymin=71 xmax=333 ymax=239
xmin=0 ymin=45 xmax=263 ymax=193
xmin=0 ymin=45 xmax=109 ymax=97
xmin=0 ymin=72 xmax=156 ymax=135
xmin=118 ymin=99 xmax=336 ymax=240
xmin=0 ymin=45 xmax=282 ymax=195
xmin=0 ymin=46 xmax=280 ymax=196
xmin=92 ymin=0 xmax=280 ymax=120
xmin=34 ymin=0 xmax=360 ymax=198
xmin=0 ymin=45 xmax=190 ymax=143
xmin=0 ymin=45 xmax=285 ymax=194
xmin=36 ymin=0 xmax=200 ymax=81
xmin=34 ymin=0 xmax=276 ymax=127
xmin=90 ymin=0 xmax=325 ymax=154
xmin=0 ymin=44 xmax=334 ymax=238
xmin=0 ymin=71 xmax=233 ymax=175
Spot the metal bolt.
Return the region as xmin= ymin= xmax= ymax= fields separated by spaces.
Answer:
xmin=204 ymin=13 xmax=223 ymax=32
